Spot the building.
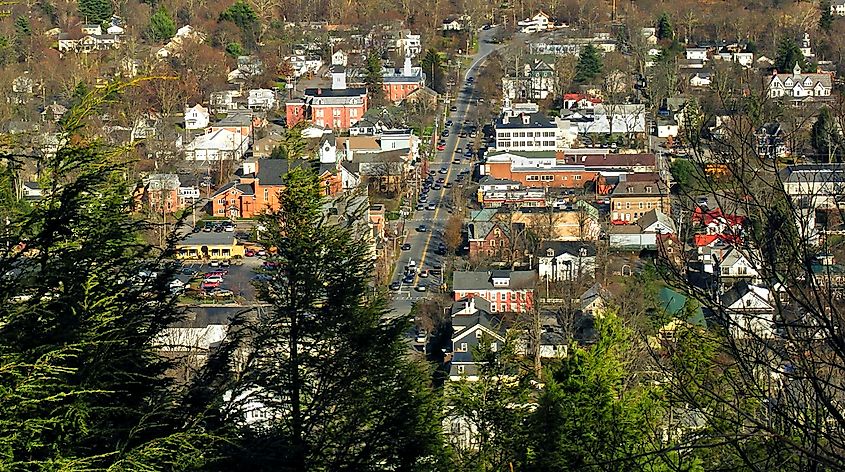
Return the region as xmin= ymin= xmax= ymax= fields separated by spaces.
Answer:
xmin=467 ymin=221 xmax=519 ymax=261
xmin=718 ymin=281 xmax=776 ymax=339
xmin=137 ymin=173 xmax=181 ymax=213
xmin=502 ymin=59 xmax=556 ymax=101
xmin=252 ymin=134 xmax=283 ymax=158
xmin=175 ymin=232 xmax=246 ymax=260
xmin=780 ymin=164 xmax=845 ymax=209
xmin=832 ymin=0 xmax=845 ymax=15
xmin=381 ymin=56 xmax=426 ymax=103
xmin=518 ymin=11 xmax=552 ymax=33
xmin=609 ymin=209 xmax=675 ymax=250
xmin=396 ymin=30 xmax=422 ymax=57
xmin=482 ymin=150 xmax=656 ymax=190
xmin=755 ymin=122 xmax=789 ymax=159
xmin=285 ymin=66 xmax=368 ymax=130
xmin=184 ymin=129 xmax=249 ymax=161
xmin=449 ymin=302 xmax=507 ymax=381
xmin=184 ymin=104 xmax=210 ymax=130
xmin=610 ymin=178 xmax=670 ymax=223
xmin=452 ymin=270 xmax=537 ymax=313
xmin=331 ymin=49 xmax=348 ymax=66
xmin=574 ymin=103 xmax=647 ymax=136
xmin=57 ymin=25 xmax=121 ymax=53
xmin=767 ymin=62 xmax=832 ymax=100
xmin=536 ymin=241 xmax=597 ymax=281
xmin=247 ymin=89 xmax=277 ymax=111
xmin=211 ymin=158 xmax=342 ymax=218
xmin=494 ymin=111 xmax=558 ymax=152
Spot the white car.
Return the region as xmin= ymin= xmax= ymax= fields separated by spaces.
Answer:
xmin=203 ymin=275 xmax=224 ymax=284
xmin=415 ymin=328 xmax=428 ymax=343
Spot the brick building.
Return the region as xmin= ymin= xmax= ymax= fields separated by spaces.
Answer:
xmin=285 ymin=66 xmax=368 ymax=130
xmin=452 ymin=270 xmax=537 ymax=313
xmin=381 ymin=56 xmax=426 ymax=103
xmin=467 ymin=221 xmax=522 ymax=261
xmin=610 ymin=177 xmax=671 ymax=223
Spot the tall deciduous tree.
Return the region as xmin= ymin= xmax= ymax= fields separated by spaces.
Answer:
xmin=210 ymin=167 xmax=445 ymax=470
xmin=811 ymin=106 xmax=843 ymax=161
xmin=575 ymin=45 xmax=603 ymax=83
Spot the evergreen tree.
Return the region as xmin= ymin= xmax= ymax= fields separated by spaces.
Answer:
xmin=208 ymin=168 xmax=445 ymax=470
xmin=774 ymin=37 xmax=806 ymax=72
xmin=0 ymin=84 xmax=213 ymax=468
xmin=811 ymin=106 xmax=843 ymax=161
xmin=219 ymin=0 xmax=258 ymax=30
xmin=421 ymin=48 xmax=446 ymax=93
xmin=270 ymin=122 xmax=308 ymax=159
xmin=78 ymin=0 xmax=113 ymax=24
xmin=146 ymin=6 xmax=176 ymax=43
xmin=364 ymin=51 xmax=386 ymax=106
xmin=656 ymin=13 xmax=674 ymax=41
xmin=14 ymin=16 xmax=30 ymax=37
xmin=225 ymin=42 xmax=244 ymax=58
xmin=575 ymin=45 xmax=603 ymax=83
xmin=820 ymin=0 xmax=834 ymax=31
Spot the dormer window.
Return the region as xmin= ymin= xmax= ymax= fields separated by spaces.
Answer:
xmin=476 ymin=329 xmax=482 ymax=338
xmin=546 ymin=248 xmax=555 ymax=257
xmin=645 ymin=186 xmax=653 ymax=193
xmin=579 ymin=247 xmax=588 ymax=257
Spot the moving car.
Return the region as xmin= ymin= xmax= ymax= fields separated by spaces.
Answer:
xmin=418 ymin=224 xmax=428 ymax=232
xmin=419 ymin=270 xmax=429 ymax=278
xmin=401 ymin=243 xmax=412 ymax=251
xmin=389 ymin=281 xmax=401 ymax=291
xmin=415 ymin=283 xmax=427 ymax=292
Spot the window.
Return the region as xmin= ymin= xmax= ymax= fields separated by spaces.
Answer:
xmin=500 ymin=240 xmax=505 ymax=247
xmin=737 ymin=266 xmax=748 ymax=275
xmin=350 ymin=108 xmax=358 ymax=117
xmin=476 ymin=329 xmax=482 ymax=338
xmin=541 ymin=175 xmax=554 ymax=181
xmin=561 ymin=176 xmax=568 ymax=180
xmin=459 ymin=342 xmax=468 ymax=352
xmin=491 ymin=342 xmax=498 ymax=352
xmin=491 ymin=303 xmax=497 ymax=312
xmin=457 ymin=365 xmax=465 ymax=374
xmin=264 ymin=188 xmax=269 ymax=200
xmin=494 ymin=228 xmax=501 ymax=237
xmin=574 ymin=175 xmax=582 ymax=180
xmin=615 ymin=202 xmax=622 ymax=209
xmin=333 ymin=108 xmax=341 ymax=117
xmin=217 ymin=198 xmax=225 ymax=204
xmin=625 ymin=202 xmax=631 ymax=209
xmin=500 ymin=292 xmax=506 ymax=301
xmin=526 ymin=175 xmax=540 ymax=181
xmin=316 ymin=109 xmax=324 ymax=118
xmin=638 ymin=202 xmax=644 ymax=209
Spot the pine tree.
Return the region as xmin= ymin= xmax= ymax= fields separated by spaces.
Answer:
xmin=656 ymin=13 xmax=674 ymax=41
xmin=364 ymin=51 xmax=386 ymax=106
xmin=775 ymin=37 xmax=806 ymax=72
xmin=146 ymin=6 xmax=176 ymax=43
xmin=574 ymin=45 xmax=603 ymax=83
xmin=0 ymin=84 xmax=213 ymax=468
xmin=812 ymin=106 xmax=842 ymax=161
xmin=421 ymin=48 xmax=446 ymax=93
xmin=78 ymin=0 xmax=113 ymax=24
xmin=207 ymin=167 xmax=445 ymax=470
xmin=219 ymin=0 xmax=258 ymax=30
xmin=820 ymin=0 xmax=834 ymax=31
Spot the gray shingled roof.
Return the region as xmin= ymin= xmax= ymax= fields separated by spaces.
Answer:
xmin=452 ymin=270 xmax=537 ymax=291
xmin=537 ymin=240 xmax=597 ymax=257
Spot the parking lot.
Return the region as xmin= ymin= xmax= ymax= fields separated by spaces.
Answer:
xmin=180 ymin=255 xmax=264 ymax=304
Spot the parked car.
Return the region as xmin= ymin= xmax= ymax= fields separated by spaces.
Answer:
xmin=419 ymin=270 xmax=429 ymax=278
xmin=209 ymin=260 xmax=221 ymax=267
xmin=210 ymin=288 xmax=234 ymax=298
xmin=416 ymin=203 xmax=425 ymax=210
xmin=450 ymin=105 xmax=457 ymax=112
xmin=415 ymin=328 xmax=428 ymax=343
xmin=220 ymin=259 xmax=231 ymax=267
xmin=201 ymin=280 xmax=221 ymax=290
xmin=426 ymin=203 xmax=436 ymax=210
xmin=437 ymin=144 xmax=446 ymax=151
xmin=402 ymin=274 xmax=415 ymax=284
xmin=245 ymin=249 xmax=256 ymax=257
xmin=181 ymin=267 xmax=198 ymax=276
xmin=439 ymin=167 xmax=448 ymax=174
xmin=223 ymin=224 xmax=235 ymax=232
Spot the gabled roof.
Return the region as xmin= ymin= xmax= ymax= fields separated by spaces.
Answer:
xmin=719 ymin=280 xmax=772 ymax=311
xmin=467 ymin=221 xmax=510 ymax=241
xmin=692 ymin=207 xmax=746 ymax=227
xmin=537 ymin=240 xmax=597 ymax=258
xmin=637 ymin=209 xmax=676 ymax=233
xmin=453 ymin=270 xmax=537 ymax=291
xmin=450 ymin=296 xmax=492 ymax=316
xmin=452 ymin=312 xmax=507 ymax=343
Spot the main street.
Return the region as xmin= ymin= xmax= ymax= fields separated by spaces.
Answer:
xmin=389 ymin=27 xmax=501 ymax=317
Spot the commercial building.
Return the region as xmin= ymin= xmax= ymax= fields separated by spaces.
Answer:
xmin=285 ymin=66 xmax=368 ymax=130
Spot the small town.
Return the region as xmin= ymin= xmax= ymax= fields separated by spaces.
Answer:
xmin=2 ymin=0 xmax=845 ymax=468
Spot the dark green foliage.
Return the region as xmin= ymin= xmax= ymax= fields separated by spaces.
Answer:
xmin=421 ymin=48 xmax=446 ymax=93
xmin=146 ymin=6 xmax=176 ymax=43
xmin=270 ymin=122 xmax=307 ymax=159
xmin=219 ymin=0 xmax=258 ymax=30
xmin=820 ymin=0 xmax=834 ymax=31
xmin=775 ymin=37 xmax=806 ymax=72
xmin=14 ymin=16 xmax=30 ymax=37
xmin=811 ymin=106 xmax=843 ymax=161
xmin=78 ymin=0 xmax=113 ymax=24
xmin=0 ymin=84 xmax=212 ymax=469
xmin=365 ymin=51 xmax=386 ymax=106
xmin=656 ymin=13 xmax=673 ymax=40
xmin=575 ymin=45 xmax=603 ymax=83
xmin=670 ymin=158 xmax=700 ymax=192
xmin=207 ymin=168 xmax=445 ymax=470
xmin=225 ymin=42 xmax=244 ymax=58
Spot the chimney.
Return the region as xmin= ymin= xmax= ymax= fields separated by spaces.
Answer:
xmin=522 ymin=113 xmax=530 ymax=125
xmin=403 ymin=54 xmax=412 ymax=77
xmin=503 ymin=114 xmax=510 ymax=124
xmin=317 ymin=88 xmax=322 ymax=95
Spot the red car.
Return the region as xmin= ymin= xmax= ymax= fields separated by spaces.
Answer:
xmin=436 ymin=144 xmax=446 ymax=151
xmin=201 ymin=280 xmax=221 ymax=289
xmin=245 ymin=249 xmax=256 ymax=257
xmin=204 ymin=270 xmax=228 ymax=277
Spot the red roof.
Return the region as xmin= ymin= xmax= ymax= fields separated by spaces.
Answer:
xmin=692 ymin=207 xmax=746 ymax=227
xmin=562 ymin=93 xmax=602 ymax=104
xmin=693 ymin=233 xmax=743 ymax=247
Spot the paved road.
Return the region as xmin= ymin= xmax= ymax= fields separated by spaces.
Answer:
xmin=389 ymin=27 xmax=501 ymax=318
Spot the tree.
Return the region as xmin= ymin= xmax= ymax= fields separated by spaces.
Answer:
xmin=574 ymin=45 xmax=603 ymax=83
xmin=775 ymin=37 xmax=806 ymax=72
xmin=270 ymin=122 xmax=308 ymax=159
xmin=820 ymin=0 xmax=834 ymax=31
xmin=0 ymin=84 xmax=213 ymax=468
xmin=219 ymin=0 xmax=258 ymax=31
xmin=670 ymin=158 xmax=701 ymax=192
xmin=811 ymin=106 xmax=843 ymax=161
xmin=225 ymin=42 xmax=244 ymax=58
xmin=364 ymin=51 xmax=385 ymax=106
xmin=421 ymin=48 xmax=446 ymax=94
xmin=146 ymin=6 xmax=176 ymax=43
xmin=78 ymin=0 xmax=113 ymax=24
xmin=13 ymin=16 xmax=30 ymax=37
xmin=209 ymin=168 xmax=445 ymax=470
xmin=656 ymin=13 xmax=674 ymax=41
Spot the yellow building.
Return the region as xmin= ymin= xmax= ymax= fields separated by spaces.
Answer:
xmin=610 ymin=179 xmax=671 ymax=223
xmin=176 ymin=232 xmax=245 ymax=260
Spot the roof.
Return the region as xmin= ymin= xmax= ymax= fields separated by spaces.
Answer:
xmin=478 ymin=175 xmax=520 ymax=186
xmin=178 ymin=232 xmax=239 ymax=247
xmin=469 ymin=209 xmax=499 ymax=222
xmin=537 ymin=240 xmax=597 ymax=257
xmin=610 ymin=179 xmax=666 ymax=197
xmin=778 ymin=164 xmax=845 ymax=184
xmin=450 ymin=296 xmax=492 ymax=316
xmin=495 ymin=112 xmax=555 ymax=129
xmin=658 ymin=287 xmax=705 ymax=326
xmin=719 ymin=280 xmax=772 ymax=311
xmin=559 ymin=153 xmax=657 ymax=168
xmin=337 ymin=136 xmax=381 ymax=151
xmin=255 ymin=159 xmax=321 ymax=186
xmin=214 ymin=112 xmax=253 ymax=127
xmin=353 ymin=148 xmax=409 ymax=163
xmin=692 ymin=207 xmax=746 ymax=227
xmin=467 ymin=221 xmax=510 ymax=241
xmin=452 ymin=270 xmax=537 ymax=291
xmin=303 ymin=87 xmax=368 ymax=98
xmin=637 ymin=209 xmax=676 ymax=233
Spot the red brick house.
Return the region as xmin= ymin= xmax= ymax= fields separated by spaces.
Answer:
xmin=285 ymin=66 xmax=368 ymax=131
xmin=467 ymin=221 xmax=522 ymax=261
xmin=452 ymin=270 xmax=537 ymax=313
xmin=211 ymin=159 xmax=342 ymax=218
